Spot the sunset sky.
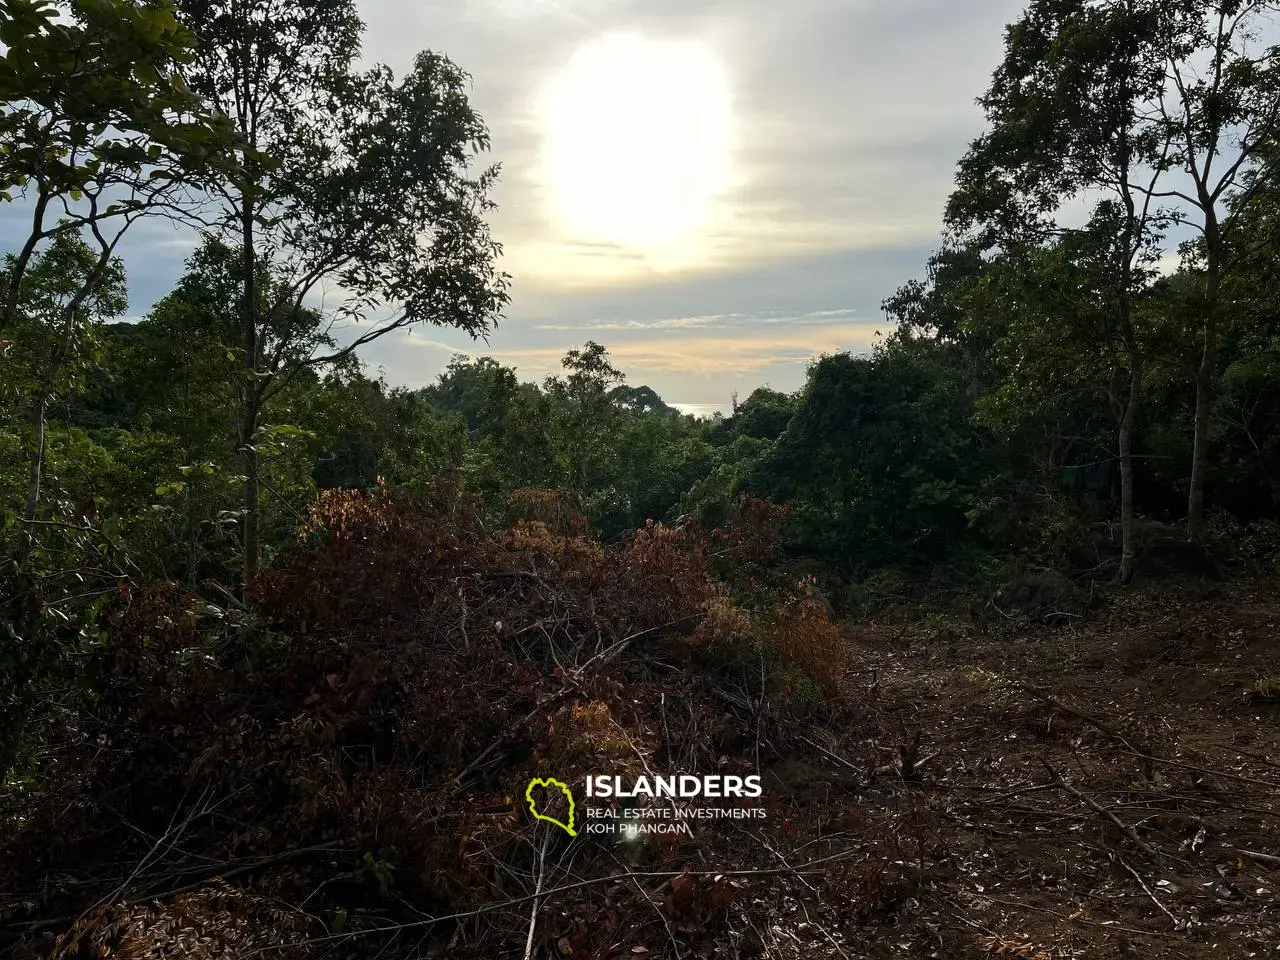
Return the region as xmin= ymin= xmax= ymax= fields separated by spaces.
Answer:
xmin=4 ymin=0 xmax=1033 ymax=412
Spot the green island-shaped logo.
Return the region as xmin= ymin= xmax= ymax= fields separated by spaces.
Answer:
xmin=525 ymin=777 xmax=577 ymax=836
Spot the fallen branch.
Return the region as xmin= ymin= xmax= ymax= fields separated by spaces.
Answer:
xmin=873 ymin=750 xmax=941 ymax=780
xmin=1114 ymin=851 xmax=1180 ymax=928
xmin=1220 ymin=746 xmax=1280 ymax=770
xmin=1041 ymin=761 xmax=1157 ymax=857
xmin=1024 ymin=690 xmax=1280 ymax=791
xmin=1024 ymin=687 xmax=1141 ymax=752
xmin=522 ymin=833 xmax=550 ymax=960
xmin=1120 ymin=750 xmax=1280 ymax=791
xmin=983 ymin=782 xmax=1062 ymax=805
xmin=453 ymin=616 xmax=698 ymax=791
xmin=796 ymin=735 xmax=864 ymax=781
xmin=969 ymin=895 xmax=1187 ymax=942
xmin=139 ymin=842 xmax=349 ymax=901
xmin=8 ymin=843 xmax=349 ymax=934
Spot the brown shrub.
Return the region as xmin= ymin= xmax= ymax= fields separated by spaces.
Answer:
xmin=5 ymin=486 xmax=806 ymax=959
xmin=772 ymin=580 xmax=848 ymax=699
xmin=689 ymin=592 xmax=756 ymax=649
xmin=711 ymin=494 xmax=790 ymax=565
xmin=508 ymin=486 xmax=590 ymax=537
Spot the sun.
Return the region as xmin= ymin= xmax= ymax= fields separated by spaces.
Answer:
xmin=542 ymin=32 xmax=732 ymax=248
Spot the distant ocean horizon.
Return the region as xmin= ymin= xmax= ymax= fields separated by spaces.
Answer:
xmin=670 ymin=402 xmax=727 ymax=419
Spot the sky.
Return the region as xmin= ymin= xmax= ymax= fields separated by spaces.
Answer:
xmin=4 ymin=0 xmax=1035 ymax=413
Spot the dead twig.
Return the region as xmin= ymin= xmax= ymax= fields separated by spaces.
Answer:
xmin=1219 ymin=746 xmax=1280 ymax=770
xmin=982 ymin=781 xmax=1063 ymax=805
xmin=453 ymin=616 xmax=696 ymax=791
xmin=968 ymin=895 xmax=1187 ymax=942
xmin=1041 ymin=761 xmax=1157 ymax=857
xmin=1024 ymin=686 xmax=1142 ymax=752
xmin=1121 ymin=750 xmax=1280 ymax=791
xmin=796 ymin=735 xmax=864 ymax=781
xmin=9 ymin=843 xmax=348 ymax=934
xmin=1113 ymin=851 xmax=1180 ymax=928
xmin=872 ymin=749 xmax=941 ymax=780
xmin=522 ymin=832 xmax=549 ymax=960
xmin=1024 ymin=689 xmax=1280 ymax=791
xmin=150 ymin=843 xmax=348 ymax=898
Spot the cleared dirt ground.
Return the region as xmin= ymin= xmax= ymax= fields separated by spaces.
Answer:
xmin=747 ymin=580 xmax=1280 ymax=959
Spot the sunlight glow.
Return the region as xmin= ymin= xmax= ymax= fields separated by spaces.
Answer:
xmin=542 ymin=32 xmax=732 ymax=248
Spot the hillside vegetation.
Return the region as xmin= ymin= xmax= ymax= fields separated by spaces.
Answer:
xmin=3 ymin=0 xmax=1280 ymax=957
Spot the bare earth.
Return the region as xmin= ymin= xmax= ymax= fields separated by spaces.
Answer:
xmin=743 ymin=581 xmax=1280 ymax=959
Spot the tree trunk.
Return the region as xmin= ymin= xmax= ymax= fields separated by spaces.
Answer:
xmin=240 ymin=408 xmax=260 ymax=586
xmin=24 ymin=395 xmax=47 ymax=523
xmin=1186 ymin=254 xmax=1221 ymax=544
xmin=240 ymin=198 xmax=260 ymax=589
xmin=1118 ymin=358 xmax=1142 ymax=585
xmin=187 ymin=485 xmax=200 ymax=591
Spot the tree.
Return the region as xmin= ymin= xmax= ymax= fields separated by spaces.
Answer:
xmin=1150 ymin=2 xmax=1280 ymax=540
xmin=882 ymin=244 xmax=992 ymax=349
xmin=0 ymin=0 xmax=234 ymax=521
xmin=733 ymin=388 xmax=796 ymax=442
xmin=421 ymin=355 xmax=513 ymax=433
xmin=747 ymin=343 xmax=985 ymax=571
xmin=0 ymin=232 xmax=126 ymax=522
xmin=610 ymin=384 xmax=674 ymax=417
xmin=952 ymin=0 xmax=1280 ymax=542
xmin=1196 ymin=174 xmax=1280 ymax=515
xmin=177 ymin=0 xmax=509 ymax=585
xmin=947 ymin=0 xmax=1175 ymax=581
xmin=476 ymin=365 xmax=559 ymax=495
xmin=543 ymin=341 xmax=626 ymax=505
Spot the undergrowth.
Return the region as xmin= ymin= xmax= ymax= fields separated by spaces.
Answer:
xmin=0 ymin=486 xmax=848 ymax=959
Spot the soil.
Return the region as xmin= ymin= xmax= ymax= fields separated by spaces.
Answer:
xmin=753 ymin=579 xmax=1280 ymax=959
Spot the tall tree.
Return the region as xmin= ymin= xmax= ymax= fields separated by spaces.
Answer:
xmin=1153 ymin=2 xmax=1280 ymax=540
xmin=952 ymin=0 xmax=1280 ymax=544
xmin=543 ymin=341 xmax=626 ymax=504
xmin=178 ymin=0 xmax=509 ymax=585
xmin=948 ymin=0 xmax=1175 ymax=582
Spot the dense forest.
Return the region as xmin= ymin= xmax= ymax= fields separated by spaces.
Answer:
xmin=2 ymin=0 xmax=1279 ymax=958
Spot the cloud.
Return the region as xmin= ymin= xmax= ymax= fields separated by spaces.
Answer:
xmin=355 ymin=240 xmax=921 ymax=400
xmin=532 ymin=306 xmax=858 ymax=332
xmin=3 ymin=0 xmax=1038 ymax=407
xmin=486 ymin=320 xmax=879 ymax=377
xmin=357 ymin=0 xmax=1029 ymax=286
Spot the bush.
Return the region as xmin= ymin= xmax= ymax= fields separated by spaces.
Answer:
xmin=770 ymin=578 xmax=847 ymax=699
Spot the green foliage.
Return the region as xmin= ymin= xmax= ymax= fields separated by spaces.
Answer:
xmin=0 ymin=232 xmax=127 ymax=409
xmin=733 ymin=388 xmax=795 ymax=442
xmin=0 ymin=0 xmax=235 ymax=212
xmin=7 ymin=0 xmax=1280 ymax=850
xmin=747 ymin=341 xmax=986 ymax=570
